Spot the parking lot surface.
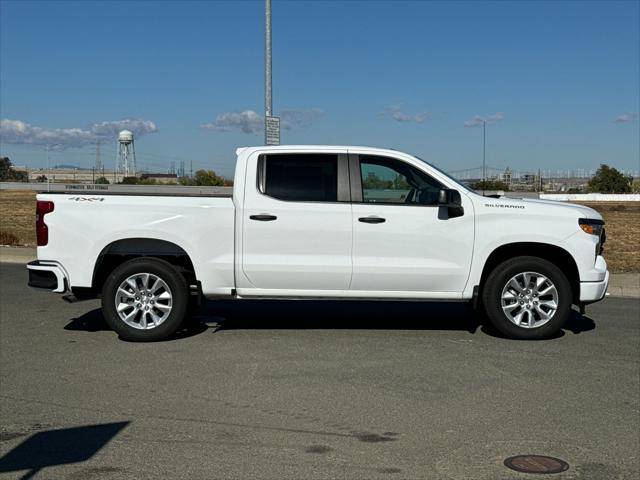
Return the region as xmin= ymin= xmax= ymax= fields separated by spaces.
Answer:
xmin=1 ymin=262 xmax=639 ymax=479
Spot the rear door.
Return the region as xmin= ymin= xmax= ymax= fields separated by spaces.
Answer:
xmin=349 ymin=153 xmax=474 ymax=296
xmin=240 ymin=150 xmax=353 ymax=292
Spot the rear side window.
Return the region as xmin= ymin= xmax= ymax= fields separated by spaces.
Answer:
xmin=260 ymin=154 xmax=338 ymax=202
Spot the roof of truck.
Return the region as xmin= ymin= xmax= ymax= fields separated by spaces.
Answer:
xmin=236 ymin=145 xmax=402 ymax=156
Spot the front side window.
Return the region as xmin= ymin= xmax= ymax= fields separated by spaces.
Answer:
xmin=360 ymin=155 xmax=443 ymax=205
xmin=262 ymin=154 xmax=338 ymax=202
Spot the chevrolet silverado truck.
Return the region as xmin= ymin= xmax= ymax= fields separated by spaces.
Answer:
xmin=27 ymin=145 xmax=609 ymax=341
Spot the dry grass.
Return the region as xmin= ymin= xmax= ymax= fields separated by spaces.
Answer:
xmin=0 ymin=190 xmax=638 ymax=271
xmin=575 ymin=202 xmax=640 ymax=273
xmin=0 ymin=190 xmax=36 ymax=246
xmin=0 ymin=230 xmax=20 ymax=245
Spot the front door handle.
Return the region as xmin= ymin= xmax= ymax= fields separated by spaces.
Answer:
xmin=358 ymin=216 xmax=386 ymax=224
xmin=250 ymin=214 xmax=277 ymax=221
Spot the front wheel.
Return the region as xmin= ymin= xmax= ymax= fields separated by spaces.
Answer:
xmin=102 ymin=257 xmax=189 ymax=341
xmin=482 ymin=256 xmax=572 ymax=340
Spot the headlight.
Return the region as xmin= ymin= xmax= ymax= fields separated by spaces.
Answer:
xmin=579 ymin=218 xmax=604 ymax=236
xmin=579 ymin=218 xmax=606 ymax=256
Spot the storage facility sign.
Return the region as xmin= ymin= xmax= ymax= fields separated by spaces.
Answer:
xmin=265 ymin=116 xmax=280 ymax=146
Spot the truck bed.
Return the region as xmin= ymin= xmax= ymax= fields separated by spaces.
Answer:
xmin=36 ymin=192 xmax=236 ymax=295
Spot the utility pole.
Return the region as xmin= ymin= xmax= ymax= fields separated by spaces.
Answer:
xmin=96 ymin=141 xmax=102 ymax=171
xmin=264 ymin=0 xmax=272 ymax=145
xmin=537 ymin=168 xmax=541 ymax=193
xmin=94 ymin=141 xmax=101 ymax=184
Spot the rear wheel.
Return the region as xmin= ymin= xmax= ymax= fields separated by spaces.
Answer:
xmin=102 ymin=258 xmax=188 ymax=341
xmin=482 ymin=256 xmax=572 ymax=339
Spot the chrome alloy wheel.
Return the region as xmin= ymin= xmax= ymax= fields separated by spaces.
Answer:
xmin=115 ymin=273 xmax=173 ymax=330
xmin=501 ymin=271 xmax=559 ymax=329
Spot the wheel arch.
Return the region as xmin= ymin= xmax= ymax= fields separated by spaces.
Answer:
xmin=478 ymin=242 xmax=580 ymax=304
xmin=90 ymin=238 xmax=197 ymax=296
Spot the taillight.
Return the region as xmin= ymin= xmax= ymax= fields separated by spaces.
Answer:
xmin=36 ymin=201 xmax=54 ymax=246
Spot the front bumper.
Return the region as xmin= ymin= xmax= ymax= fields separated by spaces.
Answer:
xmin=580 ymin=269 xmax=609 ymax=303
xmin=27 ymin=261 xmax=68 ymax=293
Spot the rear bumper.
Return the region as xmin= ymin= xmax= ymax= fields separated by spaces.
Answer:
xmin=27 ymin=261 xmax=68 ymax=293
xmin=580 ymin=269 xmax=609 ymax=303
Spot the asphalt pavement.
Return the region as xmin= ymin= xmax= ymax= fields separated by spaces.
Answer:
xmin=0 ymin=262 xmax=638 ymax=479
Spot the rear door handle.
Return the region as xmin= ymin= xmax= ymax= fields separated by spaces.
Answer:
xmin=358 ymin=216 xmax=386 ymax=224
xmin=250 ymin=214 xmax=277 ymax=221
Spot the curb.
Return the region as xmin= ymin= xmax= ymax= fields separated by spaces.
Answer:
xmin=1 ymin=246 xmax=638 ymax=298
xmin=605 ymin=289 xmax=640 ymax=299
xmin=606 ymin=273 xmax=640 ymax=299
xmin=0 ymin=246 xmax=36 ymax=264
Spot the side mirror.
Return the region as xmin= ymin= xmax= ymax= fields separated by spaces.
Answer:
xmin=438 ymin=189 xmax=464 ymax=218
xmin=438 ymin=189 xmax=461 ymax=207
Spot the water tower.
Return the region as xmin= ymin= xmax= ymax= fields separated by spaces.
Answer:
xmin=116 ymin=130 xmax=136 ymax=177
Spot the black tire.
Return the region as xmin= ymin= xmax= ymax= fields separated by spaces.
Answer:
xmin=482 ymin=256 xmax=572 ymax=340
xmin=102 ymin=257 xmax=189 ymax=341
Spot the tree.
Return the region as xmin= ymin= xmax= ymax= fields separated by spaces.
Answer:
xmin=0 ymin=156 xmax=28 ymax=182
xmin=36 ymin=175 xmax=48 ymax=183
xmin=137 ymin=177 xmax=158 ymax=185
xmin=10 ymin=170 xmax=28 ymax=182
xmin=120 ymin=176 xmax=139 ymax=185
xmin=587 ymin=164 xmax=631 ymax=193
xmin=179 ymin=170 xmax=231 ymax=186
xmin=362 ymin=173 xmax=391 ymax=190
xmin=95 ymin=176 xmax=110 ymax=184
xmin=192 ymin=169 xmax=225 ymax=186
xmin=0 ymin=157 xmax=11 ymax=181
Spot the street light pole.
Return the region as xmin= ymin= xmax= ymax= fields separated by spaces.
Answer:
xmin=46 ymin=144 xmax=51 ymax=192
xmin=482 ymin=120 xmax=486 ymax=196
xmin=264 ymin=0 xmax=272 ymax=145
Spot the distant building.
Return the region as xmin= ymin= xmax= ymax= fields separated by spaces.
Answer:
xmin=499 ymin=167 xmax=513 ymax=187
xmin=26 ymin=167 xmax=125 ymax=184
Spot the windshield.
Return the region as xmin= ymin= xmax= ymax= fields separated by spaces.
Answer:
xmin=412 ymin=155 xmax=475 ymax=194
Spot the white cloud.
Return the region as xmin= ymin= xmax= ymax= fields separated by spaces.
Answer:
xmin=280 ymin=108 xmax=324 ymax=129
xmin=0 ymin=118 xmax=158 ymax=148
xmin=613 ymin=113 xmax=637 ymax=124
xmin=382 ymin=105 xmax=431 ymax=123
xmin=89 ymin=119 xmax=158 ymax=138
xmin=200 ymin=110 xmax=263 ymax=134
xmin=464 ymin=112 xmax=504 ymax=127
xmin=201 ymin=108 xmax=323 ymax=134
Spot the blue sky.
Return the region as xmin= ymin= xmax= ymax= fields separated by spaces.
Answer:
xmin=1 ymin=0 xmax=638 ymax=178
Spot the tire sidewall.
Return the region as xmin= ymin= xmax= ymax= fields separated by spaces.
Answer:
xmin=102 ymin=258 xmax=188 ymax=341
xmin=483 ymin=256 xmax=572 ymax=340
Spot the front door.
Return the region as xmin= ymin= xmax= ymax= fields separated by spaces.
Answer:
xmin=240 ymin=151 xmax=353 ymax=292
xmin=350 ymin=154 xmax=474 ymax=295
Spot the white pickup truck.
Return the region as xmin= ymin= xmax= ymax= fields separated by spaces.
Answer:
xmin=28 ymin=145 xmax=609 ymax=341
